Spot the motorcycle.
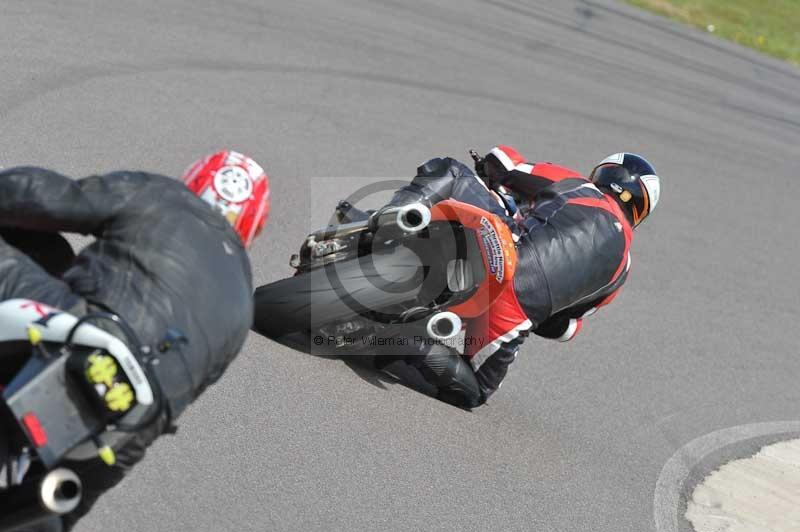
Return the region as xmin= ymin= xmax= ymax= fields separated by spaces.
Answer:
xmin=0 ymin=300 xmax=159 ymax=531
xmin=252 ymin=152 xmax=519 ymax=351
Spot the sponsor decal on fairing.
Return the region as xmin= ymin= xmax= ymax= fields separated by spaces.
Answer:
xmin=479 ymin=217 xmax=505 ymax=283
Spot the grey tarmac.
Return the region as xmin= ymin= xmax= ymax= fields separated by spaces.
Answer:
xmin=1 ymin=1 xmax=799 ymax=530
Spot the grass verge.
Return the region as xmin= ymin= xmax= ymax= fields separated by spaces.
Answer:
xmin=624 ymin=0 xmax=800 ymax=66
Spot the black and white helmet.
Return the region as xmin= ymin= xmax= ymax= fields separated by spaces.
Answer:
xmin=590 ymin=153 xmax=660 ymax=228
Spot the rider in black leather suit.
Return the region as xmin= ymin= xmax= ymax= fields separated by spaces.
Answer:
xmin=0 ymin=166 xmax=254 ymax=530
xmin=384 ymin=147 xmax=660 ymax=409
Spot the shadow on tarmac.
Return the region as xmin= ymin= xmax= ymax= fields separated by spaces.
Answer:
xmin=260 ymin=330 xmax=440 ymax=400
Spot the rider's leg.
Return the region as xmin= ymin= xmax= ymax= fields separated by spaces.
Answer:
xmin=408 ymin=343 xmax=482 ymax=409
xmin=60 ymin=415 xmax=166 ymax=531
xmin=0 ymin=237 xmax=86 ymax=530
xmin=0 ymin=237 xmax=165 ymax=531
xmin=387 ymin=157 xmax=513 ymax=225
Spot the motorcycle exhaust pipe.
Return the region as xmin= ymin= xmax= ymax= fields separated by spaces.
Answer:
xmin=371 ymin=203 xmax=431 ymax=234
xmin=40 ymin=468 xmax=82 ymax=515
xmin=425 ymin=311 xmax=462 ymax=341
xmin=0 ymin=468 xmax=83 ymax=530
xmin=395 ymin=203 xmax=431 ymax=233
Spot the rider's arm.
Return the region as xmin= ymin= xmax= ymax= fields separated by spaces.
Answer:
xmin=533 ymin=288 xmax=623 ymax=342
xmin=533 ymin=313 xmax=583 ymax=342
xmin=0 ymin=167 xmax=151 ymax=236
xmin=390 ymin=157 xmax=519 ymax=232
xmin=484 ymin=146 xmax=584 ymax=201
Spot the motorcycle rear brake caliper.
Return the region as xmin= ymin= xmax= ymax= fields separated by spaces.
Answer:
xmin=293 ymin=229 xmax=367 ymax=271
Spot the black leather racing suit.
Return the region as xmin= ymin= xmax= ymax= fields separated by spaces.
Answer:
xmin=0 ymin=167 xmax=253 ymax=529
xmin=388 ymin=157 xmax=632 ymax=408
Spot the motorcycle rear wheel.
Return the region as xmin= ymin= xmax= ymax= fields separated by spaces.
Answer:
xmin=253 ymin=246 xmax=426 ymax=338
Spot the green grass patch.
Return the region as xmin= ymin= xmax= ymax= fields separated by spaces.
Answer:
xmin=624 ymin=0 xmax=800 ymax=66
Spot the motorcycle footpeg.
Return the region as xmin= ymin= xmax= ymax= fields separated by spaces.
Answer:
xmin=335 ymin=200 xmax=372 ymax=224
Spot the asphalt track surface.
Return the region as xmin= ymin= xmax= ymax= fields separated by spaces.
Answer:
xmin=2 ymin=1 xmax=799 ymax=530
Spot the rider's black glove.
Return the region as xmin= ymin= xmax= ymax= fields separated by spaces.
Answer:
xmin=469 ymin=149 xmax=487 ymax=178
xmin=470 ymin=149 xmax=510 ymax=190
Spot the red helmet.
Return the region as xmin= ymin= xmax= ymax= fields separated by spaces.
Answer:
xmin=182 ymin=151 xmax=270 ymax=248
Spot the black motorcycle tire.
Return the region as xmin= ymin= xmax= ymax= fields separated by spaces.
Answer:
xmin=252 ymin=245 xmax=426 ymax=339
